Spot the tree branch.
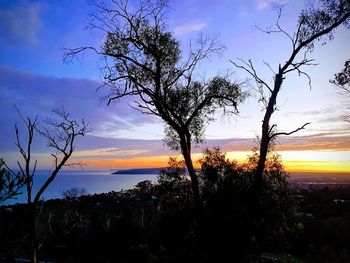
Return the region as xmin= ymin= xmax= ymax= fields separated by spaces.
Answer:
xmin=231 ymin=59 xmax=272 ymax=93
xmin=270 ymin=122 xmax=311 ymax=139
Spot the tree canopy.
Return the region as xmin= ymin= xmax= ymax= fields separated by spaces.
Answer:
xmin=331 ymin=59 xmax=350 ymax=92
xmin=65 ymin=0 xmax=245 ymax=210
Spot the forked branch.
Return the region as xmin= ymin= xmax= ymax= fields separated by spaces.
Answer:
xmin=34 ymin=108 xmax=88 ymax=204
xmin=270 ymin=122 xmax=311 ymax=139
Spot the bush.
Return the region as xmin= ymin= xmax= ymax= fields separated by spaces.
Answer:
xmin=198 ymin=148 xmax=297 ymax=262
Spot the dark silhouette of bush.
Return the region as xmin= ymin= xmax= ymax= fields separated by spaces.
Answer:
xmin=2 ymin=144 xmax=349 ymax=263
xmin=198 ymin=148 xmax=297 ymax=262
xmin=0 ymin=159 xmax=23 ymax=203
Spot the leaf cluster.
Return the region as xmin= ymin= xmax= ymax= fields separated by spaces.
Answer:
xmin=163 ymin=77 xmax=244 ymax=150
xmin=331 ymin=59 xmax=350 ymax=91
xmin=0 ymin=159 xmax=23 ymax=203
xmin=298 ymin=0 xmax=350 ymax=51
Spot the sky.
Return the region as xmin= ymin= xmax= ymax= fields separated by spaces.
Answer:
xmin=0 ymin=0 xmax=349 ymax=174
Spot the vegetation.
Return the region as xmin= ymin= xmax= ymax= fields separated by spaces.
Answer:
xmin=4 ymin=107 xmax=88 ymax=263
xmin=64 ymin=0 xmax=246 ymax=211
xmin=1 ymin=150 xmax=300 ymax=262
xmin=331 ymin=59 xmax=350 ymax=122
xmin=232 ymin=0 xmax=350 ymax=191
xmin=331 ymin=59 xmax=350 ymax=92
xmin=0 ymin=159 xmax=23 ymax=203
xmin=2 ymin=150 xmax=350 ymax=262
xmin=1 ymin=0 xmax=349 ymax=262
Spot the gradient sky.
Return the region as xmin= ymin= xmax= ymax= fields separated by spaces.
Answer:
xmin=0 ymin=0 xmax=349 ymax=174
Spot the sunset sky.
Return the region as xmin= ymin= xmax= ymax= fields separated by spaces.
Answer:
xmin=0 ymin=0 xmax=349 ymax=175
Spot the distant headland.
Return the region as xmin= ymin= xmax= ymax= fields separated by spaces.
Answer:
xmin=112 ymin=168 xmax=164 ymax=175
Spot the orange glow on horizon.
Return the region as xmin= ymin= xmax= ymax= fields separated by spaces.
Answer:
xmin=283 ymin=161 xmax=350 ymax=174
xmin=84 ymin=155 xmax=173 ymax=170
xmin=76 ymin=149 xmax=350 ymax=174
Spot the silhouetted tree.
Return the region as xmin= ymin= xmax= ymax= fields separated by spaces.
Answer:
xmin=0 ymin=159 xmax=23 ymax=203
xmin=331 ymin=59 xmax=350 ymax=92
xmin=13 ymin=107 xmax=87 ymax=263
xmin=232 ymin=0 xmax=350 ymax=190
xmin=198 ymin=147 xmax=238 ymax=193
xmin=199 ymin=148 xmax=296 ymax=261
xmin=158 ymin=157 xmax=186 ymax=185
xmin=65 ymin=0 xmax=245 ymax=211
xmin=331 ymin=59 xmax=350 ymax=122
xmin=61 ymin=187 xmax=88 ymax=200
xmin=156 ymin=157 xmax=191 ymax=209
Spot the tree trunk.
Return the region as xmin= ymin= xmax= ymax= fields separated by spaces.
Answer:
xmin=255 ymin=9 xmax=350 ymax=185
xmin=27 ymin=202 xmax=38 ymax=263
xmin=183 ymin=150 xmax=201 ymax=210
xmin=179 ymin=134 xmax=202 ymax=211
xmin=256 ymin=72 xmax=283 ymax=190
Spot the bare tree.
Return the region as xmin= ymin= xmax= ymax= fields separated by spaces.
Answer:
xmin=14 ymin=107 xmax=88 ymax=263
xmin=61 ymin=186 xmax=88 ymax=200
xmin=232 ymin=0 xmax=350 ymax=191
xmin=65 ymin=0 xmax=245 ymax=211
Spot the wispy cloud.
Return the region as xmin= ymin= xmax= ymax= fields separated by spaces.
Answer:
xmin=1 ymin=68 xmax=349 ymax=169
xmin=0 ymin=66 xmax=161 ymax=153
xmin=73 ymin=148 xmax=152 ymax=159
xmin=257 ymin=0 xmax=270 ymax=10
xmin=0 ymin=1 xmax=46 ymax=45
xmin=73 ymin=133 xmax=350 ymax=163
xmin=283 ymin=109 xmax=326 ymax=117
xmin=68 ymin=133 xmax=350 ymax=170
xmin=173 ymin=22 xmax=207 ymax=36
xmin=256 ymin=0 xmax=287 ymax=11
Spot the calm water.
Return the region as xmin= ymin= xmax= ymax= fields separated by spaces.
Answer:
xmin=4 ymin=170 xmax=159 ymax=205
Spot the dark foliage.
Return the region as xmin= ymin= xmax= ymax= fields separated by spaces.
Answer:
xmin=0 ymin=151 xmax=300 ymax=262
xmin=0 ymin=159 xmax=23 ymax=203
xmin=331 ymin=58 xmax=350 ymax=123
xmin=292 ymin=187 xmax=350 ymax=262
xmin=199 ymin=148 xmax=296 ymax=262
xmin=331 ymin=59 xmax=350 ymax=91
xmin=2 ymin=181 xmax=350 ymax=262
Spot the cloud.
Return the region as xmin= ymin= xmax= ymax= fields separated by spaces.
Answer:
xmin=63 ymin=132 xmax=350 ymax=170
xmin=173 ymin=22 xmax=207 ymax=36
xmin=1 ymin=68 xmax=349 ymax=169
xmin=283 ymin=109 xmax=325 ymax=117
xmin=256 ymin=0 xmax=287 ymax=11
xmin=72 ymin=147 xmax=152 ymax=159
xmin=257 ymin=0 xmax=270 ymax=10
xmin=0 ymin=1 xmax=46 ymax=45
xmin=0 ymin=66 xmax=161 ymax=153
xmin=73 ymin=132 xmax=350 ymax=162
xmin=281 ymin=107 xmax=349 ymax=136
xmin=275 ymin=134 xmax=350 ymax=151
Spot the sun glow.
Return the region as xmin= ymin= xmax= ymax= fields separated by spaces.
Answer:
xmin=226 ymin=150 xmax=350 ymax=173
xmin=279 ymin=151 xmax=350 ymax=173
xmin=75 ymin=149 xmax=350 ymax=174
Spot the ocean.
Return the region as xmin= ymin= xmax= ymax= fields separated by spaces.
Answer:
xmin=3 ymin=169 xmax=159 ymax=205
xmin=3 ymin=170 xmax=349 ymax=205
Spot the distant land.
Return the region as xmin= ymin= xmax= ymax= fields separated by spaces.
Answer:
xmin=288 ymin=172 xmax=350 ymax=186
xmin=112 ymin=168 xmax=165 ymax=175
xmin=112 ymin=169 xmax=350 ymax=177
xmin=289 ymin=172 xmax=350 ymax=181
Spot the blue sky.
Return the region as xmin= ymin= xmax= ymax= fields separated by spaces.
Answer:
xmin=0 ymin=0 xmax=349 ymax=172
